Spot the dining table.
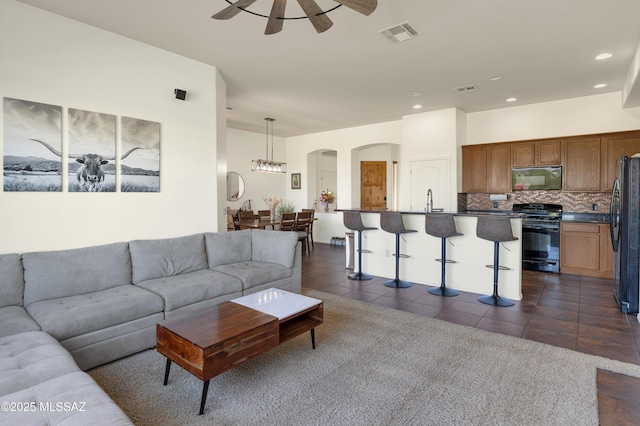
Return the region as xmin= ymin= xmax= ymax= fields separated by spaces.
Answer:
xmin=238 ymin=219 xmax=279 ymax=230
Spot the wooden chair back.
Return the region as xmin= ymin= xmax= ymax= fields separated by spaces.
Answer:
xmin=238 ymin=210 xmax=255 ymax=221
xmin=280 ymin=212 xmax=297 ymax=232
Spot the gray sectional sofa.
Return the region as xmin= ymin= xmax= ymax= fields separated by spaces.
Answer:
xmin=0 ymin=229 xmax=301 ymax=425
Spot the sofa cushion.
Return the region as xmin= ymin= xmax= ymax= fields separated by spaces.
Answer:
xmin=212 ymin=261 xmax=293 ymax=290
xmin=251 ymin=229 xmax=298 ymax=268
xmin=129 ymin=234 xmax=208 ymax=284
xmin=0 ymin=253 xmax=24 ymax=308
xmin=205 ymin=230 xmax=252 ymax=267
xmin=22 ymin=242 xmax=132 ymax=307
xmin=0 ymin=306 xmax=41 ymax=338
xmin=25 ymin=285 xmax=164 ymax=341
xmin=0 ymin=370 xmax=133 ymax=425
xmin=135 ymin=269 xmax=243 ymax=312
xmin=0 ymin=331 xmax=80 ymax=397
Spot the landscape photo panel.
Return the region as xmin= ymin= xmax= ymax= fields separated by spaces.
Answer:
xmin=3 ymin=97 xmax=62 ymax=192
xmin=121 ymin=117 xmax=160 ymax=192
xmin=68 ymin=108 xmax=116 ymax=192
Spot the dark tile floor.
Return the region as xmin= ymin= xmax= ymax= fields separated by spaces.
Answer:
xmin=301 ymin=243 xmax=640 ymax=424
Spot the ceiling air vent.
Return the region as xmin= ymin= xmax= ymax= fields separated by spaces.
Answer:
xmin=378 ymin=21 xmax=420 ymax=43
xmin=455 ymin=84 xmax=477 ymax=93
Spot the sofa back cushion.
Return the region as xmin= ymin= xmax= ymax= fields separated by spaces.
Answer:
xmin=0 ymin=253 xmax=24 ymax=308
xmin=205 ymin=230 xmax=252 ymax=267
xmin=22 ymin=242 xmax=131 ymax=306
xmin=129 ymin=233 xmax=208 ymax=284
xmin=251 ymin=229 xmax=298 ymax=268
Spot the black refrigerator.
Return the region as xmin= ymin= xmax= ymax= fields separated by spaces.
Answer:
xmin=610 ymin=155 xmax=640 ymax=314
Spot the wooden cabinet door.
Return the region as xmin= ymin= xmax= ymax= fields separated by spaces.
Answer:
xmin=537 ymin=140 xmax=561 ymax=166
xmin=462 ymin=145 xmax=486 ymax=193
xmin=603 ymin=134 xmax=640 ymax=189
xmin=561 ymin=222 xmax=601 ymax=272
xmin=486 ymin=144 xmax=511 ymax=193
xmin=560 ymin=222 xmax=613 ymax=278
xmin=563 ymin=138 xmax=602 ymax=191
xmin=512 ymin=143 xmax=535 ymax=167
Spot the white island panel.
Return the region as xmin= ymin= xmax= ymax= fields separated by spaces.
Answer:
xmin=353 ymin=212 xmax=522 ymax=300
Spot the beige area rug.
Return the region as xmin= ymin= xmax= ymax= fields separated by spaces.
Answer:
xmin=89 ymin=290 xmax=640 ymax=426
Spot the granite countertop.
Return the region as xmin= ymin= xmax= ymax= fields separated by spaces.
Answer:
xmin=336 ymin=208 xmax=524 ymax=218
xmin=560 ymin=212 xmax=610 ymax=224
xmin=336 ymin=208 xmax=610 ymax=223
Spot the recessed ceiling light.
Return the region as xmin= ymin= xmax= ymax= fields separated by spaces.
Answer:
xmin=409 ymin=92 xmax=421 ymax=97
xmin=595 ymin=53 xmax=613 ymax=60
xmin=488 ymin=76 xmax=502 ymax=81
xmin=593 ymin=83 xmax=607 ymax=89
xmin=412 ymin=104 xmax=423 ymax=109
xmin=506 ymin=97 xmax=517 ymax=102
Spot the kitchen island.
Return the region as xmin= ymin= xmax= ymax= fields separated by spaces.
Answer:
xmin=338 ymin=210 xmax=523 ymax=301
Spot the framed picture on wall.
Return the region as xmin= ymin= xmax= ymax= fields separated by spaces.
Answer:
xmin=291 ymin=173 xmax=301 ymax=189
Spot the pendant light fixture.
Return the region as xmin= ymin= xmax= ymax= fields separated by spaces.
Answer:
xmin=251 ymin=118 xmax=287 ymax=173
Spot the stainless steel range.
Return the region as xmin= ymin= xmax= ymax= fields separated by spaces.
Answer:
xmin=512 ymin=203 xmax=563 ymax=273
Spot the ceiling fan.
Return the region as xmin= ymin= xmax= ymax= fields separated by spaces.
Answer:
xmin=212 ymin=0 xmax=377 ymax=35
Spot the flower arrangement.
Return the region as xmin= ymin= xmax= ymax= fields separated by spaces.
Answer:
xmin=263 ymin=194 xmax=281 ymax=219
xmin=319 ymin=189 xmax=335 ymax=212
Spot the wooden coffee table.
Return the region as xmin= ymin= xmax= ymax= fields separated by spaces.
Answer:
xmin=156 ymin=289 xmax=323 ymax=415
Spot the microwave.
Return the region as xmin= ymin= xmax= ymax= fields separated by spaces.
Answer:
xmin=512 ymin=166 xmax=562 ymax=190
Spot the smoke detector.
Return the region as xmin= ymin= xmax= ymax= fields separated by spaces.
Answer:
xmin=378 ymin=21 xmax=420 ymax=43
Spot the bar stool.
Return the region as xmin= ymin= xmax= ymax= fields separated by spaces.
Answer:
xmin=343 ymin=211 xmax=377 ymax=280
xmin=476 ymin=215 xmax=517 ymax=307
xmin=380 ymin=212 xmax=417 ymax=288
xmin=425 ymin=214 xmax=462 ymax=297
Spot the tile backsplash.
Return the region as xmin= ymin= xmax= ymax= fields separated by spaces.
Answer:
xmin=459 ymin=191 xmax=611 ymax=213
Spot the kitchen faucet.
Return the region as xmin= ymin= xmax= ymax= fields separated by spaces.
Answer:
xmin=426 ymin=189 xmax=433 ymax=212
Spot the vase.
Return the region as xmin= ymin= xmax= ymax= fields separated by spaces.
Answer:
xmin=323 ymin=205 xmax=329 ymax=213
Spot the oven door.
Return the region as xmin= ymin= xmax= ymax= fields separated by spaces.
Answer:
xmin=521 ymin=223 xmax=560 ymax=273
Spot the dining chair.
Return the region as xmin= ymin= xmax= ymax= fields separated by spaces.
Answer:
xmin=296 ymin=211 xmax=313 ymax=253
xmin=301 ymin=208 xmax=315 ymax=248
xmin=279 ymin=212 xmax=297 ymax=232
xmin=237 ymin=210 xmax=255 ymax=229
xmin=257 ymin=210 xmax=274 ymax=229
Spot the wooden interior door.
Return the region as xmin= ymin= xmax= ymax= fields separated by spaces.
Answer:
xmin=361 ymin=161 xmax=387 ymax=210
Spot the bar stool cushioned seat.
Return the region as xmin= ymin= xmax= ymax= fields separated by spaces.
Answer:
xmin=380 ymin=212 xmax=417 ymax=288
xmin=343 ymin=211 xmax=377 ymax=280
xmin=476 ymin=215 xmax=518 ymax=307
xmin=425 ymin=214 xmax=462 ymax=297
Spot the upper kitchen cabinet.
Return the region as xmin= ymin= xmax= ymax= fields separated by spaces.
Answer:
xmin=603 ymin=132 xmax=640 ymax=189
xmin=562 ymin=137 xmax=603 ymax=192
xmin=512 ymin=140 xmax=561 ymax=167
xmin=486 ymin=144 xmax=512 ymax=193
xmin=462 ymin=145 xmax=486 ymax=193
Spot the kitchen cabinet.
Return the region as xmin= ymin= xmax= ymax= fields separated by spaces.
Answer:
xmin=462 ymin=145 xmax=486 ymax=193
xmin=560 ymin=222 xmax=613 ymax=278
xmin=512 ymin=140 xmax=561 ymax=167
xmin=486 ymin=144 xmax=511 ymax=193
xmin=602 ymin=133 xmax=640 ymax=190
xmin=562 ymin=137 xmax=603 ymax=192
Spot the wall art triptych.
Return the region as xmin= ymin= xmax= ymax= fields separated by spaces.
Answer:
xmin=2 ymin=97 xmax=160 ymax=192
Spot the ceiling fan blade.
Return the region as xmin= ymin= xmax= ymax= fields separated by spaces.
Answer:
xmin=266 ymin=0 xmax=287 ymax=35
xmin=297 ymin=0 xmax=333 ymax=33
xmin=333 ymin=0 xmax=377 ymax=16
xmin=212 ymin=0 xmax=258 ymax=20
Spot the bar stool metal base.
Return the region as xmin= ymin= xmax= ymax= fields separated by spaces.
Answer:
xmin=348 ymin=271 xmax=373 ymax=280
xmin=478 ymin=294 xmax=515 ymax=307
xmin=384 ymin=278 xmax=413 ymax=288
xmin=428 ymin=286 xmax=459 ymax=297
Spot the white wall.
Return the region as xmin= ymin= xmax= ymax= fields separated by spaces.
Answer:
xmin=0 ymin=1 xmax=226 ymax=254
xmin=467 ymin=92 xmax=640 ymax=145
xmin=226 ymin=128 xmax=287 ymax=212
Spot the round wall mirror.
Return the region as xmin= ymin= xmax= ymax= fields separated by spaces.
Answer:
xmin=227 ymin=172 xmax=245 ymax=201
